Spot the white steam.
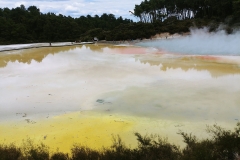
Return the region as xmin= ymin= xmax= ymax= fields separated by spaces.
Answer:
xmin=137 ymin=28 xmax=240 ymax=56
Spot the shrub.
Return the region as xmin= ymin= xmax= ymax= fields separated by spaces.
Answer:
xmin=0 ymin=123 xmax=240 ymax=160
xmin=50 ymin=152 xmax=69 ymax=160
xmin=0 ymin=144 xmax=22 ymax=160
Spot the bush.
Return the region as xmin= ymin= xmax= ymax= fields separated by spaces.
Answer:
xmin=0 ymin=123 xmax=240 ymax=160
xmin=21 ymin=139 xmax=49 ymax=160
xmin=50 ymin=152 xmax=69 ymax=160
xmin=0 ymin=144 xmax=22 ymax=160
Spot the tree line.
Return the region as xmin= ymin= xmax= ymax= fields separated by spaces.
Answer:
xmin=0 ymin=2 xmax=239 ymax=45
xmin=132 ymin=0 xmax=240 ymax=23
xmin=0 ymin=5 xmax=132 ymax=44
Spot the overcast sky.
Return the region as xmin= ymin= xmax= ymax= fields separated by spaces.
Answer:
xmin=0 ymin=0 xmax=142 ymax=20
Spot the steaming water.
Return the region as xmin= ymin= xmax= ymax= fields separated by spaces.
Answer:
xmin=0 ymin=41 xmax=240 ymax=152
xmin=137 ymin=28 xmax=240 ymax=55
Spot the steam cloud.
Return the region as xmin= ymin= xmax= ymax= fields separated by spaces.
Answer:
xmin=137 ymin=28 xmax=240 ymax=56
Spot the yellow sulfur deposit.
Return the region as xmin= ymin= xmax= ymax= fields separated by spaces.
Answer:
xmin=0 ymin=112 xmax=135 ymax=153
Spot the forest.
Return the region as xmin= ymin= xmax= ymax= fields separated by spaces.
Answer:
xmin=132 ymin=0 xmax=240 ymax=23
xmin=0 ymin=5 xmax=132 ymax=44
xmin=0 ymin=0 xmax=239 ymax=44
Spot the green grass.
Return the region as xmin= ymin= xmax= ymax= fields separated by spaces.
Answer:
xmin=1 ymin=123 xmax=240 ymax=160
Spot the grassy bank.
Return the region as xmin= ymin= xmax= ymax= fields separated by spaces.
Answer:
xmin=1 ymin=123 xmax=240 ymax=160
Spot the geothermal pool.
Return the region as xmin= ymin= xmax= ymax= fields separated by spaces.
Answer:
xmin=0 ymin=35 xmax=240 ymax=153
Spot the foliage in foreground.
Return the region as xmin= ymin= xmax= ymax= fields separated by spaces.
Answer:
xmin=0 ymin=123 xmax=240 ymax=160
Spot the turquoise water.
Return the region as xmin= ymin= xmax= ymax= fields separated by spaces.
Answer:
xmin=136 ymin=29 xmax=240 ymax=56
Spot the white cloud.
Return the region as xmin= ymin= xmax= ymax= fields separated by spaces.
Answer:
xmin=0 ymin=0 xmax=142 ymax=20
xmin=65 ymin=5 xmax=79 ymax=13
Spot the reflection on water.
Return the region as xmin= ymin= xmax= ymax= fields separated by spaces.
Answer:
xmin=2 ymin=45 xmax=239 ymax=79
xmin=0 ymin=44 xmax=154 ymax=68
xmin=0 ymin=45 xmax=82 ymax=68
xmin=95 ymin=81 xmax=240 ymax=121
xmin=0 ymin=44 xmax=240 ymax=152
xmin=135 ymin=55 xmax=240 ymax=77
